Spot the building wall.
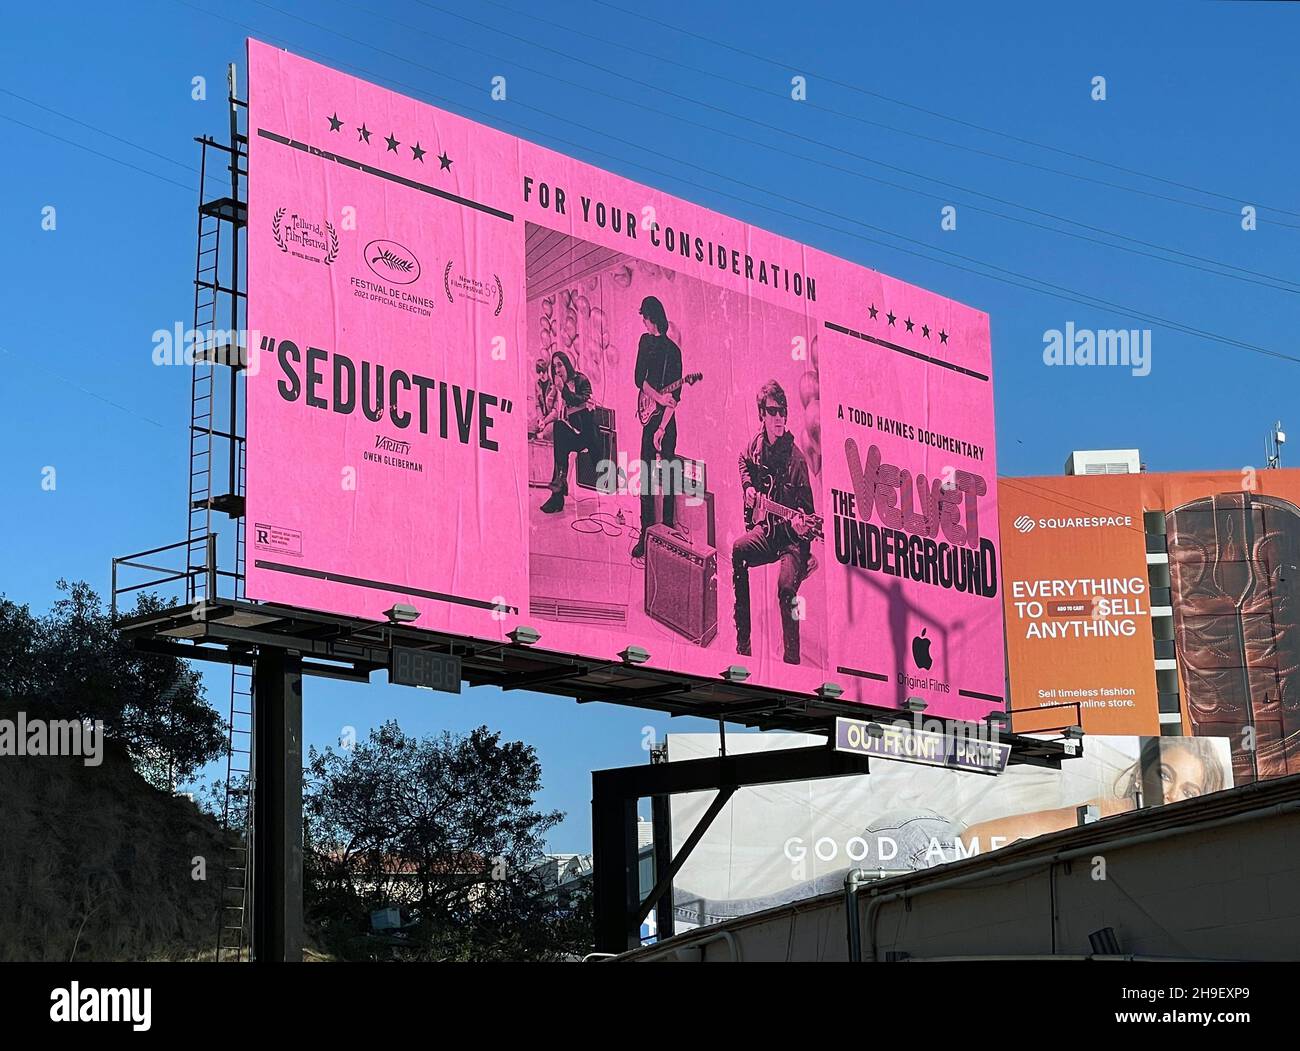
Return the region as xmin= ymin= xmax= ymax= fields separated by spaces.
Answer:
xmin=999 ymin=468 xmax=1300 ymax=784
xmin=623 ymin=777 xmax=1300 ymax=962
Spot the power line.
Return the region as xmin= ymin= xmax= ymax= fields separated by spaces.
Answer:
xmin=176 ymin=0 xmax=1300 ymax=364
xmin=0 ymin=87 xmax=225 ymax=193
xmin=470 ymin=0 xmax=1300 ymax=286
xmin=588 ymin=0 xmax=1300 ymax=220
xmin=476 ymin=0 xmax=1300 ymax=241
xmin=0 ymin=346 xmax=168 ymax=429
xmin=378 ymin=0 xmax=1300 ymax=287
xmin=0 ymin=111 xmax=198 ymax=194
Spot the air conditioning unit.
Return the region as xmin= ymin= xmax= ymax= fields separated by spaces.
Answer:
xmin=1064 ymin=449 xmax=1141 ymax=476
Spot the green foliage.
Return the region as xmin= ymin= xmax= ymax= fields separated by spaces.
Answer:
xmin=0 ymin=580 xmax=225 ymax=789
xmin=304 ymin=721 xmax=593 ymax=961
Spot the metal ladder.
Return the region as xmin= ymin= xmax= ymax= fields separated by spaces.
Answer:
xmin=235 ymin=438 xmax=247 ymax=599
xmin=190 ymin=74 xmax=254 ymax=960
xmin=186 ymin=140 xmax=220 ymax=605
xmin=216 ymin=665 xmax=255 ymax=961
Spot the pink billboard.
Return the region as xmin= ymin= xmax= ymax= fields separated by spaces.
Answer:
xmin=245 ymin=40 xmax=1004 ymax=721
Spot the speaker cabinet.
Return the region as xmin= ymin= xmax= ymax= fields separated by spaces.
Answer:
xmin=644 ymin=524 xmax=718 ymax=646
xmin=577 ymin=419 xmax=617 ymax=492
xmin=648 ymin=490 xmax=715 ymax=549
xmin=529 ymin=436 xmax=554 ymax=489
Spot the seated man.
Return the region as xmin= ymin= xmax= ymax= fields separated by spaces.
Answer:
xmin=732 ymin=380 xmax=816 ymax=663
xmin=537 ymin=350 xmax=598 ymax=514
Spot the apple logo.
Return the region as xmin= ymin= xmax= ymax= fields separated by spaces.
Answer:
xmin=912 ymin=629 xmax=934 ymax=671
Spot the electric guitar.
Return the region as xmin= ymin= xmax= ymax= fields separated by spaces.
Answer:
xmin=637 ymin=372 xmax=703 ymax=426
xmin=743 ymin=459 xmax=824 ymax=541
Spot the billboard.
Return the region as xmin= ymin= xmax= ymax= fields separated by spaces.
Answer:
xmin=667 ymin=731 xmax=1233 ymax=930
xmin=245 ymin=40 xmax=1004 ymax=720
xmin=999 ymin=475 xmax=1156 ymax=736
xmin=1000 ymin=470 xmax=1300 ymax=783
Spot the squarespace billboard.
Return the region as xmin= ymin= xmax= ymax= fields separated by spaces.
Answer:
xmin=244 ymin=40 xmax=1005 ymax=720
xmin=1000 ymin=470 xmax=1300 ymax=783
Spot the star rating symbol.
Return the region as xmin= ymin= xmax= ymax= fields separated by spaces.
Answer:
xmin=904 ymin=317 xmax=914 ymax=333
xmin=411 ymin=142 xmax=426 ymax=162
xmin=868 ymin=304 xmax=878 ymax=320
xmin=438 ymin=151 xmax=453 ymax=171
xmin=385 ymin=132 xmax=400 ymax=153
xmin=939 ymin=330 xmax=949 ymax=344
xmin=921 ymin=324 xmax=930 ymax=339
xmin=886 ymin=311 xmax=897 ymax=326
xmin=327 ymin=112 xmax=343 ymax=132
xmin=357 ymin=123 xmax=371 ymax=144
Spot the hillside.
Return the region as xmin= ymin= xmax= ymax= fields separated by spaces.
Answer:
xmin=0 ymin=702 xmax=231 ymax=961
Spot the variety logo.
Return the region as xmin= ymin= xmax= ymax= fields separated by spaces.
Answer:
xmin=365 ymin=239 xmax=421 ymax=284
xmin=1013 ymin=515 xmax=1036 ymax=533
xmin=375 ymin=434 xmax=412 ymax=455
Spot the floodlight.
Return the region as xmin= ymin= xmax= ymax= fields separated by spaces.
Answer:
xmin=721 ymin=665 xmax=750 ymax=683
xmin=901 ymin=696 xmax=927 ymax=712
xmin=985 ymin=711 xmax=1009 ymax=728
xmin=816 ymin=682 xmax=844 ymax=700
xmin=866 ymin=722 xmax=885 ymax=740
xmin=508 ymin=625 xmax=542 ymax=646
xmin=1062 ymin=725 xmax=1085 ymax=740
xmin=384 ymin=603 xmax=420 ymax=624
xmin=619 ymin=645 xmax=650 ymax=665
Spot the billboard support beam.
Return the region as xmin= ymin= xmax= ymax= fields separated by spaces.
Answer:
xmin=252 ymin=647 xmax=304 ymax=962
xmin=591 ymin=744 xmax=870 ymax=954
xmin=591 ymin=789 xmax=639 ymax=956
xmin=650 ymin=792 xmax=674 ymax=942
xmin=635 ymin=785 xmax=735 ymax=930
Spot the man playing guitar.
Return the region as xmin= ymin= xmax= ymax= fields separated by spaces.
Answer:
xmin=631 ymin=296 xmax=686 ymax=559
xmin=732 ymin=379 xmax=818 ymax=664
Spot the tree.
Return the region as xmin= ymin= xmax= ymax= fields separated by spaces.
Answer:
xmin=0 ymin=580 xmax=225 ymax=790
xmin=304 ymin=721 xmax=592 ymax=961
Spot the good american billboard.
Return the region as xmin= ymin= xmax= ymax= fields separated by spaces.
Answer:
xmin=1000 ymin=469 xmax=1300 ymax=784
xmin=244 ymin=40 xmax=1005 ymax=721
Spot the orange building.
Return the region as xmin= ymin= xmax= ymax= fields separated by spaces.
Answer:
xmin=1000 ymin=450 xmax=1300 ymax=785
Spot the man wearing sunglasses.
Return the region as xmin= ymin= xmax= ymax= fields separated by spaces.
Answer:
xmin=732 ymin=379 xmax=817 ymax=664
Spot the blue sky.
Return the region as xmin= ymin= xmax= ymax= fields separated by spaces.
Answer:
xmin=2 ymin=0 xmax=1297 ymax=850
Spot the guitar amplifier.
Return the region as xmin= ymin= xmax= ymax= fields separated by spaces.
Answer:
xmin=577 ymin=408 xmax=617 ymax=492
xmin=528 ymin=436 xmax=553 ymax=489
xmin=644 ymin=524 xmax=718 ymax=646
xmin=652 ymin=489 xmax=716 ymax=549
xmin=677 ymin=490 xmax=715 ymax=549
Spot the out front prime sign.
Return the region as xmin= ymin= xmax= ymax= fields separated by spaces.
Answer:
xmin=834 ymin=717 xmax=1011 ymax=774
xmin=244 ymin=40 xmax=1004 ymax=720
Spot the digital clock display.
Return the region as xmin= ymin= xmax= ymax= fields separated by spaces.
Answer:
xmin=389 ymin=647 xmax=462 ymax=693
